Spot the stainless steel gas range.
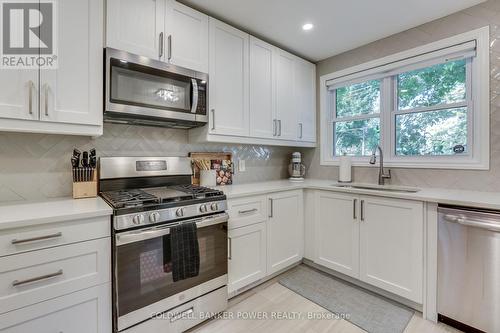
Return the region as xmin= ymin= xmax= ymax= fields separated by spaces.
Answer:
xmin=99 ymin=157 xmax=228 ymax=333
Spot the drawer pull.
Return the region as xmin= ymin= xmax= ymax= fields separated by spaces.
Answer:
xmin=170 ymin=307 xmax=194 ymax=323
xmin=11 ymin=232 xmax=62 ymax=245
xmin=12 ymin=269 xmax=63 ymax=287
xmin=238 ymin=208 xmax=258 ymax=215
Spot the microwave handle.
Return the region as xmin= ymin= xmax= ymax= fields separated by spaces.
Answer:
xmin=190 ymin=79 xmax=198 ymax=114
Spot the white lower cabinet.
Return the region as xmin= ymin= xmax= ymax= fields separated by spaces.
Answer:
xmin=228 ymin=222 xmax=267 ymax=294
xmin=0 ymin=216 xmax=112 ymax=332
xmin=267 ymin=190 xmax=304 ymax=275
xmin=314 ymin=191 xmax=424 ymax=303
xmin=359 ymin=195 xmax=424 ymax=303
xmin=227 ymin=190 xmax=304 ymax=295
xmin=314 ymin=191 xmax=359 ymax=278
xmin=0 ymin=283 xmax=111 ymax=333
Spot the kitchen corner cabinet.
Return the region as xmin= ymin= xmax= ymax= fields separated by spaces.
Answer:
xmin=228 ymin=222 xmax=267 ymax=294
xmin=0 ymin=0 xmax=103 ymax=136
xmin=314 ymin=191 xmax=424 ymax=303
xmin=267 ymin=190 xmax=304 ymax=274
xmin=106 ymin=0 xmax=208 ymax=72
xmin=189 ymin=25 xmax=316 ymax=148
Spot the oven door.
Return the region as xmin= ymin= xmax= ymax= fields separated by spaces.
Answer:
xmin=114 ymin=213 xmax=228 ymax=331
xmin=105 ymin=48 xmax=208 ymax=126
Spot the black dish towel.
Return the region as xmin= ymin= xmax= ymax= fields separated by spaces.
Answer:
xmin=170 ymin=221 xmax=200 ymax=282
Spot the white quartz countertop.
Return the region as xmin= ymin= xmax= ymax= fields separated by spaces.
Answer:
xmin=0 ymin=197 xmax=113 ymax=230
xmin=217 ymin=179 xmax=500 ymax=210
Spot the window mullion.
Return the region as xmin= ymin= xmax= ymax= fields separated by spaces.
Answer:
xmin=380 ymin=76 xmax=393 ymax=159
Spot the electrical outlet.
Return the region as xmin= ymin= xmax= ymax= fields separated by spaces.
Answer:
xmin=238 ymin=159 xmax=246 ymax=172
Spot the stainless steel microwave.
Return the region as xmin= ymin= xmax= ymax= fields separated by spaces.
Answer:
xmin=104 ymin=48 xmax=208 ymax=129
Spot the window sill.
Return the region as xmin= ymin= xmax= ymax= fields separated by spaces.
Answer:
xmin=320 ymin=158 xmax=489 ymax=170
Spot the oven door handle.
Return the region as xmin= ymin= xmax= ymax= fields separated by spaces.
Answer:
xmin=116 ymin=213 xmax=229 ymax=246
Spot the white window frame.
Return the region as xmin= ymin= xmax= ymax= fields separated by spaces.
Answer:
xmin=319 ymin=26 xmax=490 ymax=170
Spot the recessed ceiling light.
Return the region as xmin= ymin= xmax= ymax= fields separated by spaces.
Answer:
xmin=302 ymin=23 xmax=314 ymax=31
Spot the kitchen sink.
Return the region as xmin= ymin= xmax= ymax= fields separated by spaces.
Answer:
xmin=331 ymin=183 xmax=420 ymax=193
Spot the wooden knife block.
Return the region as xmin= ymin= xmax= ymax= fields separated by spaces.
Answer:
xmin=72 ymin=170 xmax=98 ymax=199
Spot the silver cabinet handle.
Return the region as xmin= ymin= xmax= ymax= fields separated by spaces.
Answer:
xmin=360 ymin=200 xmax=365 ymax=221
xmin=43 ymin=84 xmax=49 ymax=116
xmin=170 ymin=307 xmax=194 ymax=323
xmin=159 ymin=32 xmax=164 ymax=59
xmin=12 ymin=269 xmax=63 ymax=287
xmin=353 ymin=199 xmax=357 ymax=219
xmin=12 ymin=232 xmax=62 ymax=245
xmin=228 ymin=237 xmax=232 ymax=260
xmin=269 ymin=198 xmax=273 ymax=218
xmin=167 ymin=34 xmax=172 ymax=61
xmin=278 ymin=119 xmax=282 ymax=136
xmin=211 ymin=109 xmax=215 ymax=130
xmin=238 ymin=208 xmax=257 ymax=215
xmin=273 ymin=119 xmax=277 ymax=136
xmin=299 ymin=123 xmax=303 ymax=139
xmin=28 ymin=80 xmax=35 ymax=115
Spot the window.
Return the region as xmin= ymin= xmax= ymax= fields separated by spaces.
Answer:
xmin=320 ymin=27 xmax=489 ymax=169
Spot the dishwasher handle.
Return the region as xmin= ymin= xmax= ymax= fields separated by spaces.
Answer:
xmin=443 ymin=214 xmax=500 ymax=232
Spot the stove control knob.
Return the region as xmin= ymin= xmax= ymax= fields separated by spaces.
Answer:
xmin=199 ymin=204 xmax=208 ymax=213
xmin=149 ymin=212 xmax=160 ymax=223
xmin=132 ymin=214 xmax=145 ymax=225
xmin=176 ymin=208 xmax=184 ymax=217
xmin=211 ymin=203 xmax=219 ymax=211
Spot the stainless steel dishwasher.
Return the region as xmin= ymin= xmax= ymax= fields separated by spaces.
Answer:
xmin=438 ymin=205 xmax=500 ymax=333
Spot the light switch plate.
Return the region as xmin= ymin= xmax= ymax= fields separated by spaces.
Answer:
xmin=238 ymin=159 xmax=246 ymax=172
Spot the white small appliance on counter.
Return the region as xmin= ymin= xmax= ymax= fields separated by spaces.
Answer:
xmin=288 ymin=152 xmax=306 ymax=182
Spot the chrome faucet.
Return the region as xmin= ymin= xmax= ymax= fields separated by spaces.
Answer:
xmin=369 ymin=145 xmax=391 ymax=185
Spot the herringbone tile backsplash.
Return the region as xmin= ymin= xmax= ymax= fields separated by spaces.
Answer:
xmin=0 ymin=124 xmax=299 ymax=202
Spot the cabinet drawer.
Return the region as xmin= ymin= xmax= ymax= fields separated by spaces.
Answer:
xmin=227 ymin=195 xmax=267 ymax=229
xmin=0 ymin=216 xmax=110 ymax=257
xmin=0 ymin=283 xmax=111 ymax=333
xmin=0 ymin=238 xmax=110 ymax=314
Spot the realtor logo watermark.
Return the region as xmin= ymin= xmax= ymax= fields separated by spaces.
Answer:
xmin=0 ymin=0 xmax=57 ymax=69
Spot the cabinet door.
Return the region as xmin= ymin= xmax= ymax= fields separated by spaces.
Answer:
xmin=314 ymin=191 xmax=360 ymax=278
xmin=0 ymin=71 xmax=38 ymax=121
xmin=359 ymin=196 xmax=424 ymax=303
xmin=275 ymin=49 xmax=297 ymax=140
xmin=208 ymin=18 xmax=249 ymax=136
xmin=106 ymin=0 xmax=165 ymax=60
xmin=228 ymin=223 xmax=267 ymax=294
xmin=295 ymin=59 xmax=316 ymax=143
xmin=249 ymin=37 xmax=275 ymax=139
xmin=165 ymin=0 xmax=208 ymax=73
xmin=267 ymin=190 xmax=303 ymax=274
xmin=0 ymin=283 xmax=111 ymax=333
xmin=40 ymin=0 xmax=103 ymax=126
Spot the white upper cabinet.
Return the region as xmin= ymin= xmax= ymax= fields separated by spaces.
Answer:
xmin=295 ymin=58 xmax=316 ymax=143
xmin=0 ymin=71 xmax=38 ymax=121
xmin=249 ymin=37 xmax=275 ymax=139
xmin=40 ymin=0 xmax=102 ymax=126
xmin=165 ymin=0 xmax=208 ymax=73
xmin=0 ymin=0 xmax=103 ymax=136
xmin=106 ymin=0 xmax=165 ymax=60
xmin=208 ymin=18 xmax=249 ymax=137
xmin=275 ymin=49 xmax=297 ymax=141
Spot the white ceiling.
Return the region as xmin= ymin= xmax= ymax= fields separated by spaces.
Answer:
xmin=180 ymin=0 xmax=486 ymax=62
